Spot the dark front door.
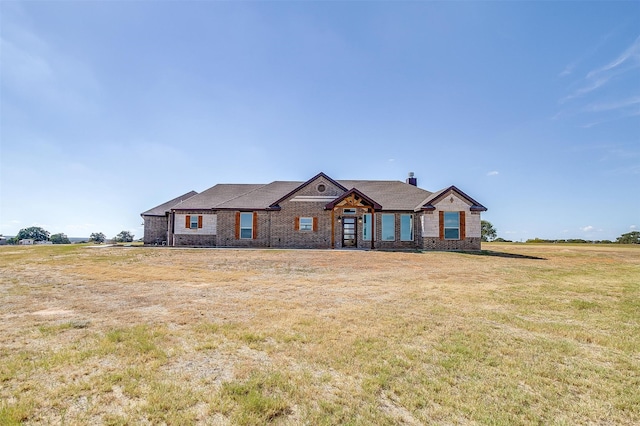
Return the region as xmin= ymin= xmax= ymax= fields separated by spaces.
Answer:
xmin=342 ymin=217 xmax=357 ymax=248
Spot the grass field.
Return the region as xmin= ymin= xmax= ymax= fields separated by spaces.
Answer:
xmin=1 ymin=243 xmax=638 ymax=425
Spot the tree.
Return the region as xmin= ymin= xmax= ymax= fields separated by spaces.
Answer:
xmin=481 ymin=220 xmax=497 ymax=242
xmin=616 ymin=231 xmax=640 ymax=244
xmin=115 ymin=231 xmax=134 ymax=243
xmin=16 ymin=226 xmax=50 ymax=242
xmin=50 ymin=233 xmax=71 ymax=244
xmin=90 ymin=232 xmax=106 ymax=244
xmin=493 ymin=237 xmax=512 ymax=243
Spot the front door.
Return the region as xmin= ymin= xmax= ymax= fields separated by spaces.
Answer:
xmin=342 ymin=217 xmax=357 ymax=248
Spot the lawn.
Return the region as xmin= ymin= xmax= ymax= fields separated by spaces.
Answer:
xmin=1 ymin=243 xmax=638 ymax=425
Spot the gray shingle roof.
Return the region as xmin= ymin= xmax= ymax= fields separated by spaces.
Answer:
xmin=173 ymin=184 xmax=265 ymax=210
xmin=338 ymin=180 xmax=432 ymax=211
xmin=166 ymin=178 xmax=434 ymax=212
xmin=141 ymin=191 xmax=198 ymax=217
xmin=215 ymin=181 xmax=301 ymax=210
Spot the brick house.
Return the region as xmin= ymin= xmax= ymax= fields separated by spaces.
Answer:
xmin=141 ymin=172 xmax=487 ymax=250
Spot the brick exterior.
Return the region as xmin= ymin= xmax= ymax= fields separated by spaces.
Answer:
xmin=418 ymin=191 xmax=483 ymax=250
xmin=147 ymin=176 xmax=485 ymax=250
xmin=267 ymin=176 xmax=338 ymax=248
xmin=143 ymin=216 xmax=169 ymax=245
xmin=422 ymin=237 xmax=481 ymax=250
xmin=173 ymin=234 xmax=217 ymax=247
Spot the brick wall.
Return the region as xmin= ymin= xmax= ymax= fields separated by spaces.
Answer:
xmin=160 ymin=178 xmax=484 ymax=250
xmin=371 ymin=212 xmax=420 ymax=250
xmin=422 ymin=237 xmax=481 ymax=250
xmin=418 ymin=191 xmax=483 ymax=250
xmin=269 ymin=176 xmax=343 ymax=248
xmin=422 ymin=194 xmax=473 ymax=237
xmin=214 ymin=211 xmax=271 ymax=248
xmin=331 ymin=207 xmax=370 ymax=249
xmin=143 ymin=215 xmax=168 ymax=245
xmin=271 ymin=201 xmax=332 ymax=248
xmin=173 ymin=234 xmax=217 ymax=247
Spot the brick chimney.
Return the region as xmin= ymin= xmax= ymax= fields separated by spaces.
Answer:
xmin=406 ymin=172 xmax=417 ymax=186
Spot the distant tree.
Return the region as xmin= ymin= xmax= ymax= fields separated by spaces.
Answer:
xmin=50 ymin=233 xmax=71 ymax=244
xmin=616 ymin=231 xmax=640 ymax=244
xmin=16 ymin=226 xmax=50 ymax=242
xmin=493 ymin=237 xmax=512 ymax=243
xmin=481 ymin=220 xmax=497 ymax=242
xmin=115 ymin=231 xmax=134 ymax=243
xmin=90 ymin=232 xmax=106 ymax=244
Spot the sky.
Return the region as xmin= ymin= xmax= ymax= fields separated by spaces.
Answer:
xmin=1 ymin=1 xmax=639 ymax=242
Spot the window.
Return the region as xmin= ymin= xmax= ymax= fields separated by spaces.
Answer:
xmin=185 ymin=215 xmax=202 ymax=229
xmin=444 ymin=211 xmax=460 ymax=239
xmin=401 ymin=214 xmax=413 ymax=241
xmin=240 ymin=212 xmax=253 ymax=239
xmin=381 ymin=214 xmax=395 ymax=241
xmin=362 ymin=213 xmax=372 ymax=241
xmin=190 ymin=215 xmax=199 ymax=229
xmin=299 ymin=217 xmax=313 ymax=231
xmin=343 ymin=208 xmax=356 ymax=215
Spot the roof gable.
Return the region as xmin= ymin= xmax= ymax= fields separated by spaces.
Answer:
xmin=325 ymin=188 xmax=382 ymax=210
xmin=269 ymin=172 xmax=347 ymax=209
xmin=420 ymin=186 xmax=487 ymax=212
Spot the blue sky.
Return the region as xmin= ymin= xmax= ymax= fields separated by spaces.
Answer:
xmin=1 ymin=1 xmax=638 ymax=242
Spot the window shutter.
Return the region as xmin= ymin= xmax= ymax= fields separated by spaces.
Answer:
xmin=313 ymin=217 xmax=318 ymax=232
xmin=294 ymin=217 xmax=300 ymax=230
xmin=235 ymin=212 xmax=240 ymax=239
xmin=460 ymin=211 xmax=466 ymax=240
xmin=185 ymin=215 xmax=191 ymax=229
xmin=252 ymin=212 xmax=258 ymax=239
xmin=439 ymin=211 xmax=444 ymax=240
xmin=198 ymin=215 xmax=203 ymax=229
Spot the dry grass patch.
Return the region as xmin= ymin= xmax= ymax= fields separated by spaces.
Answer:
xmin=1 ymin=243 xmax=639 ymax=424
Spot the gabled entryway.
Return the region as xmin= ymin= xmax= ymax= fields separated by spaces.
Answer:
xmin=326 ymin=188 xmax=382 ymax=249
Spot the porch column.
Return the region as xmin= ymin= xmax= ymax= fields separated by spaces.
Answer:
xmin=370 ymin=208 xmax=375 ymax=250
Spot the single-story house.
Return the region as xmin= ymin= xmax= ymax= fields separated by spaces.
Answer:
xmin=141 ymin=172 xmax=487 ymax=250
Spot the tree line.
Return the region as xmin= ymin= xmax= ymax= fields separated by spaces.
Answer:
xmin=481 ymin=221 xmax=639 ymax=245
xmin=2 ymin=227 xmax=135 ymax=245
xmin=4 ymin=223 xmax=638 ymax=245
